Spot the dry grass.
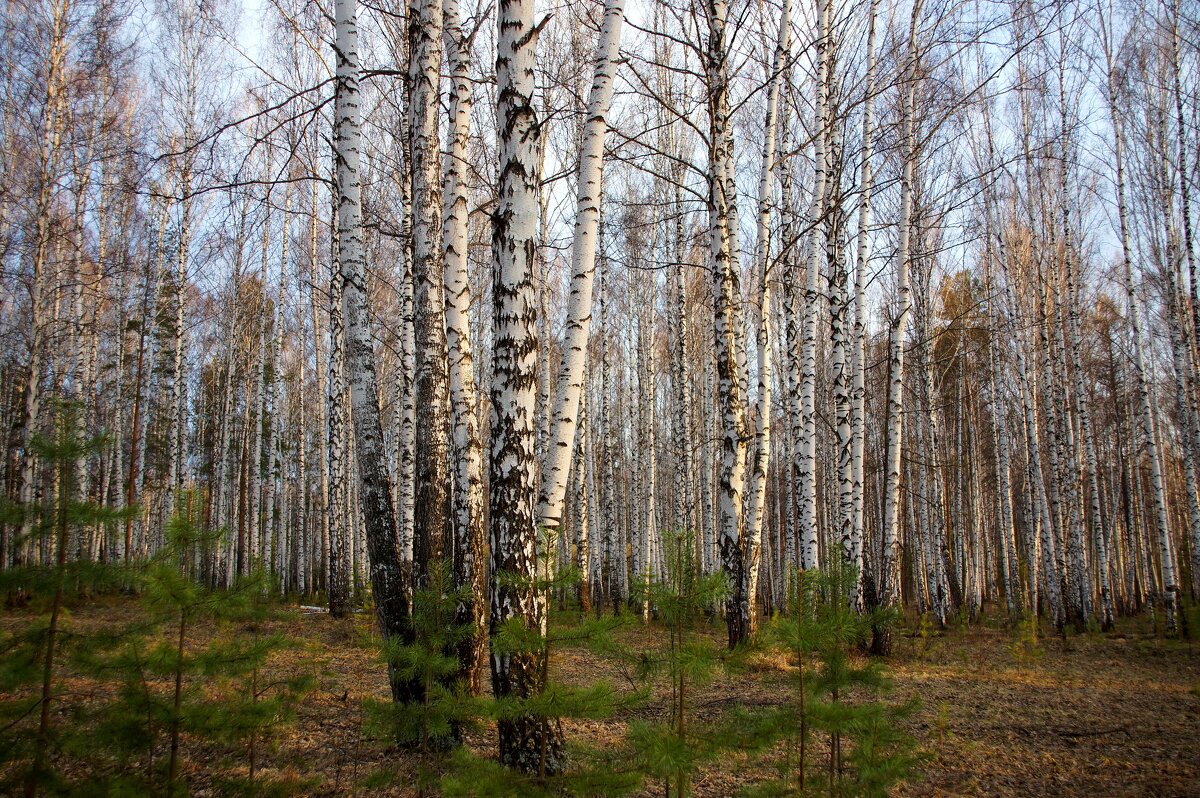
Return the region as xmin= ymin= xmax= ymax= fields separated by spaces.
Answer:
xmin=4 ymin=598 xmax=1198 ymax=797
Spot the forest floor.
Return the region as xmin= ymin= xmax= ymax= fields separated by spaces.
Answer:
xmin=7 ymin=597 xmax=1200 ymax=797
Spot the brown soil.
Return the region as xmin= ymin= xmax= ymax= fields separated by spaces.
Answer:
xmin=5 ymin=598 xmax=1198 ymax=797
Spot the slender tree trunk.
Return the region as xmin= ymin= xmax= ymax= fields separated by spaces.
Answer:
xmin=850 ymin=0 xmax=879 ymax=611
xmin=576 ymin=384 xmax=592 ymax=611
xmin=742 ymin=0 xmax=790 ymax=637
xmin=601 ymin=258 xmax=618 ymax=612
xmin=1104 ymin=43 xmax=1180 ymax=631
xmin=670 ymin=179 xmax=695 ymax=544
xmin=308 ymin=177 xmax=331 ymax=597
xmin=250 ymin=201 xmax=270 ymax=568
xmin=1168 ymin=0 xmax=1200 ymax=389
xmin=707 ymin=0 xmax=751 ymax=648
xmin=983 ymin=243 xmax=1021 ymax=618
xmin=164 ymin=160 xmax=192 ymax=518
xmin=1057 ymin=81 xmax=1113 ymax=627
xmin=124 ymin=204 xmax=167 ymax=562
xmin=537 ymin=0 xmax=625 ymax=532
xmin=395 ymin=130 xmax=417 ymax=575
xmin=488 ymin=0 xmax=563 ymax=771
xmin=327 ymin=212 xmax=351 ymax=616
xmin=408 ymin=0 xmax=451 ymax=583
xmin=333 ymin=0 xmax=411 ymax=675
xmin=443 ymin=0 xmax=487 ymax=691
xmin=875 ymin=0 xmax=921 ymax=654
xmin=17 ymin=0 xmax=70 ymax=562
xmin=797 ymin=0 xmax=829 ymax=573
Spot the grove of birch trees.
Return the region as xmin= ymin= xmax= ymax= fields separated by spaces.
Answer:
xmin=2 ymin=0 xmax=1199 ymax=771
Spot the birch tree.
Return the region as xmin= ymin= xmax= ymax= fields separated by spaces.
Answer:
xmin=706 ymin=0 xmax=751 ymax=648
xmin=332 ymin=0 xmax=411 ymax=692
xmin=408 ymin=0 xmax=451 ymax=582
xmin=796 ymin=0 xmax=830 ymax=574
xmin=741 ymin=0 xmax=790 ymax=641
xmin=443 ymin=0 xmax=487 ymax=691
xmin=1102 ymin=15 xmax=1180 ymax=631
xmin=876 ymin=0 xmax=922 ymax=654
xmin=488 ymin=0 xmax=563 ymax=770
xmin=537 ymin=0 xmax=625 ymax=534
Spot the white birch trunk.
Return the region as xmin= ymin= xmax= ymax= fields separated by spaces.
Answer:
xmin=671 ymin=180 xmax=695 ymax=541
xmin=333 ymin=0 xmax=412 ymax=691
xmin=638 ymin=268 xmax=656 ymax=621
xmin=1057 ymin=65 xmax=1113 ymax=627
xmin=878 ymin=0 xmax=921 ymax=646
xmin=707 ymin=0 xmax=751 ymax=647
xmin=601 ymin=260 xmax=619 ymax=610
xmin=165 ymin=161 xmax=191 ymax=517
xmin=537 ymin=0 xmax=625 ymax=532
xmin=268 ymin=188 xmax=290 ymax=577
xmin=797 ymin=0 xmax=829 ymax=573
xmin=850 ymin=0 xmax=879 ymax=608
xmin=1104 ymin=63 xmax=1180 ymax=630
xmin=575 ymin=384 xmax=592 ymax=610
xmin=327 ymin=219 xmax=351 ymax=615
xmin=395 ymin=135 xmax=417 ymax=571
xmin=443 ymin=0 xmax=486 ymax=691
xmin=743 ymin=0 xmax=790 ymax=632
xmin=250 ymin=201 xmax=270 ymax=568
xmin=19 ymin=16 xmax=70 ymax=555
xmin=408 ymin=0 xmax=451 ymax=578
xmin=307 ymin=178 xmax=331 ymax=598
xmin=983 ymin=244 xmax=1021 ymax=616
xmin=488 ymin=0 xmax=562 ymax=770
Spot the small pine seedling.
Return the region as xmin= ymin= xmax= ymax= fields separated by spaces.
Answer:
xmin=0 ymin=402 xmax=136 ymax=797
xmin=442 ymin=527 xmax=638 ymax=797
xmin=623 ymin=528 xmax=732 ymax=798
xmin=753 ymin=563 xmax=924 ymax=798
